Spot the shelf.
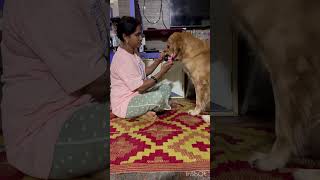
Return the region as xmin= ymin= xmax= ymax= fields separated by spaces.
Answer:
xmin=139 ymin=52 xmax=160 ymax=59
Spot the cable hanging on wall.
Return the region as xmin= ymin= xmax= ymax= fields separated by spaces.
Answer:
xmin=142 ymin=0 xmax=167 ymax=29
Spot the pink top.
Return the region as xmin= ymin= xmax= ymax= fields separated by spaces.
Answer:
xmin=1 ymin=0 xmax=107 ymax=178
xmin=110 ymin=47 xmax=146 ymax=118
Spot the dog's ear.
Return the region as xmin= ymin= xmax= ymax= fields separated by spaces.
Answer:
xmin=173 ymin=33 xmax=184 ymax=57
xmin=167 ymin=32 xmax=185 ymax=59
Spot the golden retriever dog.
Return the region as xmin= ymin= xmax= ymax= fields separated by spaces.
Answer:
xmin=232 ymin=0 xmax=320 ymax=179
xmin=165 ymin=32 xmax=210 ymax=123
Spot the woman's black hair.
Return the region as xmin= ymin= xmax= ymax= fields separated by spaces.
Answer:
xmin=116 ymin=16 xmax=141 ymax=42
xmin=110 ymin=17 xmax=121 ymax=27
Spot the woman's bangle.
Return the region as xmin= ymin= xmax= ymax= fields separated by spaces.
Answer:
xmin=150 ymin=76 xmax=158 ymax=83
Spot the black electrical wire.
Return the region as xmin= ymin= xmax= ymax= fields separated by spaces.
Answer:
xmin=143 ymin=0 xmax=163 ymax=24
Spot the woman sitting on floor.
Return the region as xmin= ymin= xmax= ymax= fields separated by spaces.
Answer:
xmin=110 ymin=16 xmax=174 ymax=119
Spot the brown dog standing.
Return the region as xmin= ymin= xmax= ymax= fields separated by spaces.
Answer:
xmin=166 ymin=32 xmax=210 ymax=123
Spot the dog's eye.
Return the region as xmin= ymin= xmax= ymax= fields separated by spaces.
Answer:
xmin=167 ymin=45 xmax=170 ymax=49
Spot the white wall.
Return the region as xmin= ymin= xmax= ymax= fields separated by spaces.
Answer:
xmin=118 ymin=0 xmax=131 ymax=17
xmin=110 ymin=0 xmax=119 ymax=17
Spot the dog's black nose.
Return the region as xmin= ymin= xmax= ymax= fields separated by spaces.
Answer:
xmin=163 ymin=54 xmax=170 ymax=61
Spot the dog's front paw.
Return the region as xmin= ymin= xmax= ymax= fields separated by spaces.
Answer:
xmin=188 ymin=109 xmax=201 ymax=116
xmin=248 ymin=152 xmax=267 ymax=165
xmin=249 ymin=152 xmax=286 ymax=171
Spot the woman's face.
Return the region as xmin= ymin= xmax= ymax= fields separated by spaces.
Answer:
xmin=125 ymin=25 xmax=142 ymax=50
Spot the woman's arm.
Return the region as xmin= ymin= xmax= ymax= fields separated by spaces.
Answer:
xmin=145 ymin=53 xmax=164 ymax=76
xmin=135 ymin=70 xmax=165 ymax=93
xmin=135 ymin=61 xmax=173 ymax=93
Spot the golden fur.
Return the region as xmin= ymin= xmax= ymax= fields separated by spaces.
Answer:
xmin=165 ymin=32 xmax=210 ymax=122
xmin=233 ymin=0 xmax=320 ymax=178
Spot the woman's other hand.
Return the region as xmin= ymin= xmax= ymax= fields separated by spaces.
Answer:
xmin=160 ymin=61 xmax=174 ymax=73
xmin=158 ymin=51 xmax=165 ymax=62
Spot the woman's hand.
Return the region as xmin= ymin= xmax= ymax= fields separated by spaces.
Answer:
xmin=152 ymin=51 xmax=165 ymax=65
xmin=158 ymin=51 xmax=165 ymax=62
xmin=160 ymin=61 xmax=174 ymax=73
xmin=145 ymin=51 xmax=166 ymax=76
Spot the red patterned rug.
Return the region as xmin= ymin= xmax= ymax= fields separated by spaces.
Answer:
xmin=110 ymin=99 xmax=210 ymax=174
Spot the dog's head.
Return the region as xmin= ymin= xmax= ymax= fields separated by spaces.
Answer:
xmin=164 ymin=32 xmax=185 ymax=61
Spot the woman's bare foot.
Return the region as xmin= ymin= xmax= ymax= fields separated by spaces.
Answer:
xmin=142 ymin=111 xmax=158 ymax=120
xmin=169 ymin=100 xmax=180 ymax=109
